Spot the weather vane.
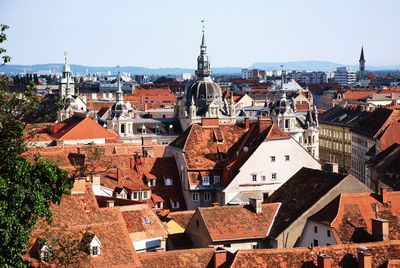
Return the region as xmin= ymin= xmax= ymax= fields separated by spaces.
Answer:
xmin=64 ymin=51 xmax=68 ymax=64
xmin=201 ymin=18 xmax=205 ymax=33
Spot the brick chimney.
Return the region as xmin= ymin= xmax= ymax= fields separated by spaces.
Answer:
xmin=244 ymin=117 xmax=251 ymax=130
xmin=213 ymin=248 xmax=227 ymax=268
xmin=249 ymin=198 xmax=262 ymax=214
xmin=357 ymin=250 xmax=372 ymax=268
xmin=371 ymin=218 xmax=389 ymax=241
xmin=380 ymin=187 xmax=389 ymax=203
xmin=105 ymin=200 xmax=114 ymax=208
xmin=317 ymin=254 xmax=332 ymax=268
xmin=258 ymin=117 xmax=271 ymax=134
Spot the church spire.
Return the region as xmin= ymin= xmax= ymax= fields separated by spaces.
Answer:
xmin=359 ymin=46 xmax=365 ymax=62
xmin=116 ymin=65 xmax=123 ymax=103
xmin=195 ymin=19 xmax=211 ymax=78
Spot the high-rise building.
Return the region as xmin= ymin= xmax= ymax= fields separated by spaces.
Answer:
xmin=334 ymin=67 xmax=357 ymax=86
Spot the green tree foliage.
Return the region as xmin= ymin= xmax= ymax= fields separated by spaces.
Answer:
xmin=0 ymin=24 xmax=11 ymax=65
xmin=0 ymin=25 xmax=74 ymax=267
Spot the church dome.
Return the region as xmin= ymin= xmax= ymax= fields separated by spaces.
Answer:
xmin=110 ymin=101 xmax=128 ymax=118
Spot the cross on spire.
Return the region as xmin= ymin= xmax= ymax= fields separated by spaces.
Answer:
xmin=64 ymin=51 xmax=68 ymax=64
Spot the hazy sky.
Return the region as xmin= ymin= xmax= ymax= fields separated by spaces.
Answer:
xmin=1 ymin=0 xmax=399 ymax=68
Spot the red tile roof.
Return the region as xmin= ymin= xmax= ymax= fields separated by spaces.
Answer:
xmin=26 ymin=184 xmax=141 ymax=267
xmin=120 ymin=204 xmax=167 ymax=239
xmin=167 ymin=211 xmax=196 ymax=229
xmin=195 ymin=203 xmax=281 ymax=242
xmin=53 ymin=117 xmax=119 ymax=141
xmin=139 ymin=248 xmax=215 ymax=268
xmin=343 ymin=90 xmax=373 ymax=100
xmin=378 ymin=122 xmax=400 ymax=151
xmin=310 ymin=191 xmax=400 ymax=243
xmin=267 ymin=168 xmax=348 ymax=238
xmin=231 ymin=240 xmax=400 ymax=268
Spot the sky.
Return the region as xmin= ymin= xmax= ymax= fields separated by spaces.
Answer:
xmin=1 ymin=0 xmax=399 ymax=68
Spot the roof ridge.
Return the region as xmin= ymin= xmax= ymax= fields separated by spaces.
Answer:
xmin=330 ymin=194 xmax=343 ymax=226
xmin=182 ymin=124 xmax=195 ymax=151
xmin=56 ymin=117 xmax=85 ymax=140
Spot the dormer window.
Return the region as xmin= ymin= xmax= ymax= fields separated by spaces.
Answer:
xmin=213 ymin=176 xmax=220 ymax=184
xmin=164 ymin=177 xmax=173 ymax=186
xmin=82 ymin=233 xmax=101 ymax=257
xmin=202 ymin=176 xmax=210 ymax=186
xmin=148 ymin=179 xmax=156 ymax=187
xmin=38 ymin=241 xmax=51 ymax=263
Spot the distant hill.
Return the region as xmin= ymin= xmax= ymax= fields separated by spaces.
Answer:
xmin=250 ymin=61 xmax=400 ymax=72
xmin=1 ymin=61 xmax=399 ymax=75
xmin=0 ymin=64 xmax=242 ymax=76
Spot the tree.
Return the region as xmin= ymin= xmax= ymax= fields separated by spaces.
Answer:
xmin=0 ymin=25 xmax=74 ymax=267
xmin=0 ymin=24 xmax=11 ymax=65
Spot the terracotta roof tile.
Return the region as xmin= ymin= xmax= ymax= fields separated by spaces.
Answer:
xmin=197 ymin=203 xmax=281 ymax=241
xmin=310 ymin=192 xmax=400 ymax=243
xmin=231 ymin=240 xmax=400 ymax=268
xmin=167 ymin=211 xmax=196 ymax=230
xmin=267 ymin=168 xmax=348 ymax=238
xmin=26 ymin=184 xmax=141 ymax=267
xmin=139 ymin=248 xmax=215 ymax=268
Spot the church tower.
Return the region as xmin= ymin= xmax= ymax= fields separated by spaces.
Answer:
xmin=359 ymin=46 xmax=366 ymax=79
xmin=59 ymin=51 xmax=75 ymax=98
xmin=176 ymin=21 xmax=236 ymax=130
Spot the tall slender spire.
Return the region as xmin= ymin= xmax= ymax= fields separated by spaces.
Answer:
xmin=116 ymin=65 xmax=123 ymax=103
xmin=359 ymin=46 xmax=365 ymax=62
xmin=195 ymin=19 xmax=211 ymax=78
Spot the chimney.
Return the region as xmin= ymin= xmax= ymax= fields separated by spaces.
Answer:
xmin=105 ymin=200 xmax=114 ymax=208
xmin=371 ymin=218 xmax=389 ymax=241
xmin=212 ymin=203 xmax=220 ymax=207
xmin=258 ymin=117 xmax=271 ymax=134
xmin=249 ymin=198 xmax=262 ymax=214
xmin=244 ymin=117 xmax=251 ymax=130
xmin=116 ymin=168 xmax=123 ymax=182
xmin=380 ymin=187 xmax=389 ymax=203
xmin=213 ymin=248 xmax=227 ymax=268
xmin=317 ymin=254 xmax=332 ymax=268
xmin=357 ymin=249 xmax=372 ymax=268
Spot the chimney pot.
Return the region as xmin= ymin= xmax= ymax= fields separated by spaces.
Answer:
xmin=106 ymin=200 xmax=114 ymax=208
xmin=213 ymin=248 xmax=227 ymax=268
xmin=249 ymin=198 xmax=262 ymax=214
xmin=357 ymin=251 xmax=372 ymax=268
xmin=317 ymin=254 xmax=332 ymax=268
xmin=371 ymin=218 xmax=389 ymax=241
xmin=380 ymin=187 xmax=388 ymax=203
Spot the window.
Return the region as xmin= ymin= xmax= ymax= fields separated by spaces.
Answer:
xmin=145 ymin=216 xmax=151 ymax=224
xmin=141 ymin=125 xmax=146 ymax=134
xmin=213 ymin=176 xmax=220 ymax=184
xmin=314 ymin=226 xmax=318 ymax=233
xmin=148 ymin=180 xmax=156 ymax=187
xmin=91 ymin=246 xmax=99 ymax=256
xmin=155 ymin=202 xmax=163 ymax=209
xmin=171 ymin=201 xmax=180 ymax=209
xmin=285 ymin=119 xmax=289 ymax=129
xmin=285 ymin=155 xmax=290 ymax=161
xmin=142 ymin=191 xmax=148 ymax=199
xmin=271 ymin=173 xmax=277 ymax=181
xmin=155 ymin=125 xmax=160 ymax=134
xmin=313 ymin=239 xmax=319 ymax=247
xmin=133 ymin=192 xmax=138 ymax=200
xmin=270 ymin=156 xmax=276 ymax=162
xmin=196 ymin=220 xmax=199 ymax=227
xmin=121 ymin=124 xmax=125 ymax=134
xmin=204 ymin=192 xmax=211 ymax=201
xmin=261 ymin=175 xmax=266 ymax=181
xmin=252 ymin=174 xmax=257 ymax=182
xmin=327 ymin=229 xmax=331 ymax=237
xmin=192 ymin=193 xmax=199 ymax=202
xmin=202 ymin=176 xmax=210 ymax=185
xmin=164 ymin=177 xmax=173 ymax=186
